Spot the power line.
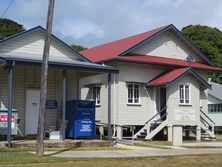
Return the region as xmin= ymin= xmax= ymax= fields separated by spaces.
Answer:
xmin=1 ymin=0 xmax=15 ymax=18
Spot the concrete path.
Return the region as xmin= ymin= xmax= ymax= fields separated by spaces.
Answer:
xmin=182 ymin=141 xmax=222 ymax=147
xmin=44 ymin=147 xmax=222 ymax=158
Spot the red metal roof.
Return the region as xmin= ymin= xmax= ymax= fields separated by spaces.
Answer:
xmin=115 ymin=54 xmax=222 ymax=71
xmin=147 ymin=68 xmax=189 ymax=86
xmin=80 ymin=25 xmax=222 ymax=71
xmin=80 ymin=25 xmax=168 ymax=62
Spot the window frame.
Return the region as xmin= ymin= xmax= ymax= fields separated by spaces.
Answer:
xmin=127 ymin=83 xmax=140 ymax=105
xmin=92 ymin=85 xmax=101 ymax=106
xmin=179 ymin=83 xmax=191 ymax=105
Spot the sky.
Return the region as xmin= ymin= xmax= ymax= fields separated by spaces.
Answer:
xmin=1 ymin=0 xmax=222 ymax=48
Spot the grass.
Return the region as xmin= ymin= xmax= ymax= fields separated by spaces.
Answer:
xmin=0 ymin=146 xmax=125 ymax=152
xmin=0 ymin=154 xmax=222 ymax=167
xmin=134 ymin=141 xmax=172 ymax=149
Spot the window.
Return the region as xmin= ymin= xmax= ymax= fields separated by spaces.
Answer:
xmin=179 ymin=84 xmax=190 ymax=105
xmin=208 ymin=104 xmax=222 ymax=113
xmin=127 ymin=83 xmax=140 ymax=104
xmin=92 ymin=86 xmax=101 ymax=106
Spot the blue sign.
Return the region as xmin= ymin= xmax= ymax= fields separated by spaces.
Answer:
xmin=66 ymin=100 xmax=96 ymax=138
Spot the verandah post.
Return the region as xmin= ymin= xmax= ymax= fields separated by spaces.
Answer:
xmin=61 ymin=70 xmax=67 ymax=141
xmin=108 ymin=73 xmax=112 ymax=140
xmin=7 ymin=61 xmax=14 ymax=148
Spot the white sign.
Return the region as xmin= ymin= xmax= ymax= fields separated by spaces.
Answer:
xmin=175 ymin=109 xmax=196 ymax=122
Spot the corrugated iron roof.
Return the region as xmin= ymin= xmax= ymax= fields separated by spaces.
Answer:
xmin=114 ymin=54 xmax=222 ymax=71
xmin=81 ymin=24 xmax=214 ymax=66
xmin=146 ymin=67 xmax=211 ymax=88
xmin=80 ymin=25 xmax=168 ymax=62
xmin=147 ymin=68 xmax=189 ymax=87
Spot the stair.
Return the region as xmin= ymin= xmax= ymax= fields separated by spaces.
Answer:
xmin=200 ymin=122 xmax=216 ymax=140
xmin=145 ymin=120 xmax=167 ymax=140
xmin=200 ymin=110 xmax=216 ymax=140
xmin=134 ymin=106 xmax=167 ymax=140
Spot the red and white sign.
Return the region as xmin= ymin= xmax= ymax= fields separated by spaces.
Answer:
xmin=0 ymin=114 xmax=15 ymax=128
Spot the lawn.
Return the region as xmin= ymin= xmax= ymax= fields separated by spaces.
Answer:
xmin=0 ymin=154 xmax=222 ymax=167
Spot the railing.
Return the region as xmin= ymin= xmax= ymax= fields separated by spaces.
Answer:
xmin=134 ymin=106 xmax=167 ymax=138
xmin=200 ymin=109 xmax=215 ymax=125
xmin=200 ymin=109 xmax=215 ymax=136
xmin=96 ymin=122 xmax=135 ymax=145
xmin=145 ymin=106 xmax=167 ymax=124
xmin=114 ymin=125 xmax=135 ymax=146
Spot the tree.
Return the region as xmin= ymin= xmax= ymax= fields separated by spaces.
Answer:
xmin=182 ymin=25 xmax=222 ymax=83
xmin=70 ymin=44 xmax=87 ymax=51
xmin=0 ymin=18 xmax=25 ymax=40
xmin=181 ymin=25 xmax=222 ymax=67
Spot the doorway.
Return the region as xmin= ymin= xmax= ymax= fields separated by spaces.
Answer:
xmin=159 ymin=87 xmax=166 ymax=121
xmin=26 ymin=89 xmax=40 ymax=135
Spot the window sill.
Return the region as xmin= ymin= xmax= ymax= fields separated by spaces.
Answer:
xmin=179 ymin=103 xmax=192 ymax=106
xmin=127 ymin=103 xmax=142 ymax=106
xmin=95 ymin=105 xmax=101 ymax=107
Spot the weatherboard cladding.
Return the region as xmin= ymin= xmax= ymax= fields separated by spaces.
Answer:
xmin=130 ymin=30 xmax=202 ymax=62
xmin=167 ymin=76 xmax=201 ymax=126
xmin=0 ymin=65 xmax=80 ymax=135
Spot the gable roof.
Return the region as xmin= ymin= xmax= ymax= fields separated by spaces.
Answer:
xmin=146 ymin=67 xmax=211 ymax=89
xmin=0 ymin=25 xmax=91 ymax=62
xmin=81 ymin=24 xmax=213 ymax=65
xmin=0 ymin=26 xmax=119 ymax=74
xmin=208 ymin=81 xmax=222 ymax=101
xmin=81 ymin=25 xmax=168 ymax=62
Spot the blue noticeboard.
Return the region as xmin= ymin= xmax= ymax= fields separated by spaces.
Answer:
xmin=66 ymin=100 xmax=95 ymax=138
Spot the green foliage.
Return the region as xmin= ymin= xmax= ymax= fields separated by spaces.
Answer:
xmin=70 ymin=44 xmax=87 ymax=51
xmin=182 ymin=25 xmax=222 ymax=82
xmin=0 ymin=18 xmax=25 ymax=40
xmin=181 ymin=25 xmax=222 ymax=67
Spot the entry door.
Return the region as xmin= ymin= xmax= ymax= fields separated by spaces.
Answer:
xmin=159 ymin=87 xmax=166 ymax=120
xmin=26 ymin=90 xmax=40 ymax=135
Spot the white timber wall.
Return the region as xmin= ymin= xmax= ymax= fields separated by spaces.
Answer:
xmin=130 ymin=30 xmax=202 ymax=62
xmin=167 ymin=76 xmax=201 ymax=126
xmin=80 ymin=73 xmax=111 ymax=123
xmin=80 ymin=62 xmax=166 ymax=125
xmin=116 ymin=62 xmax=166 ymax=125
xmin=207 ymin=95 xmax=222 ymax=126
xmin=0 ymin=65 xmax=78 ymax=135
xmin=0 ymin=31 xmax=81 ymax=62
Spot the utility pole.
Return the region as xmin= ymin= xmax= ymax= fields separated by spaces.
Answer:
xmin=36 ymin=0 xmax=55 ymax=157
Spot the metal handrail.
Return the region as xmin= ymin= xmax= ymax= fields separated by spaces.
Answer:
xmin=200 ymin=116 xmax=211 ymax=127
xmin=145 ymin=105 xmax=167 ymax=124
xmin=200 ymin=109 xmax=215 ymax=125
xmin=153 ymin=112 xmax=167 ymax=124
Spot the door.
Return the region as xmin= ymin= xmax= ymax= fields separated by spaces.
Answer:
xmin=26 ymin=90 xmax=40 ymax=135
xmin=159 ymin=87 xmax=166 ymax=121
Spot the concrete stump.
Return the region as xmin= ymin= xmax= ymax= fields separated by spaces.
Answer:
xmin=173 ymin=125 xmax=183 ymax=146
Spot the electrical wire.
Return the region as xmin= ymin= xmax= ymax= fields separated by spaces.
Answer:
xmin=1 ymin=0 xmax=15 ymax=18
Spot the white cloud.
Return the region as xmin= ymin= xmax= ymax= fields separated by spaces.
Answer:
xmin=1 ymin=0 xmax=222 ymax=47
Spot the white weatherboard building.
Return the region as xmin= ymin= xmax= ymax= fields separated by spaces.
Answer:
xmin=0 ymin=26 xmax=117 ymax=138
xmin=80 ymin=24 xmax=222 ymax=141
xmin=208 ymin=81 xmax=222 ymax=127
